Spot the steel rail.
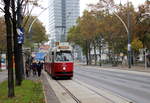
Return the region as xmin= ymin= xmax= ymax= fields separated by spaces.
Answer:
xmin=73 ymin=80 xmax=115 ymax=103
xmin=73 ymin=73 xmax=134 ymax=103
xmin=56 ymin=80 xmax=81 ymax=103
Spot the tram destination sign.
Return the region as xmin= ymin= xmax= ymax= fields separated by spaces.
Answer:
xmin=58 ymin=46 xmax=69 ymax=49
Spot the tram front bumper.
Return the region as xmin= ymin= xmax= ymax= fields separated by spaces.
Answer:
xmin=55 ymin=72 xmax=73 ymax=77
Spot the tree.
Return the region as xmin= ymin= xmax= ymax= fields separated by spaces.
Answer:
xmin=76 ymin=11 xmax=98 ymax=65
xmin=23 ymin=16 xmax=48 ymax=48
xmin=68 ymin=0 xmax=149 ymax=66
xmin=0 ymin=17 xmax=6 ymax=70
xmin=68 ymin=11 xmax=98 ymax=65
xmin=136 ymin=1 xmax=150 ymax=49
xmin=89 ymin=0 xmax=146 ymax=65
xmin=89 ymin=0 xmax=129 ymax=65
xmin=1 ymin=0 xmax=43 ymax=97
xmin=68 ymin=25 xmax=82 ymax=45
xmin=0 ymin=18 xmax=6 ymax=51
xmin=3 ymin=0 xmax=15 ymax=97
xmin=131 ymin=38 xmax=143 ymax=54
xmin=11 ymin=0 xmax=43 ymax=86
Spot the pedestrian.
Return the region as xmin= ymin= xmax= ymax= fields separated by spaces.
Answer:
xmin=32 ymin=61 xmax=37 ymax=76
xmin=25 ymin=61 xmax=30 ymax=77
xmin=37 ymin=61 xmax=43 ymax=77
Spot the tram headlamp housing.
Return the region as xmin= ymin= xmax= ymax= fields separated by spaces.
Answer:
xmin=63 ymin=67 xmax=66 ymax=70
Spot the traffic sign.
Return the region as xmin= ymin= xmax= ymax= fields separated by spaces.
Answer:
xmin=17 ymin=27 xmax=24 ymax=44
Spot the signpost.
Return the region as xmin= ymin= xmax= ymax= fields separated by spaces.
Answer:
xmin=17 ymin=27 xmax=24 ymax=44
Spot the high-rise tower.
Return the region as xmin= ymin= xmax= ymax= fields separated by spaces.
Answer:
xmin=48 ymin=0 xmax=80 ymax=46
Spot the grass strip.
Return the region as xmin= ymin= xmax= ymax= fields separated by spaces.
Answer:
xmin=0 ymin=80 xmax=45 ymax=103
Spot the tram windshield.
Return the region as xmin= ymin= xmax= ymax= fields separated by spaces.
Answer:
xmin=55 ymin=52 xmax=73 ymax=62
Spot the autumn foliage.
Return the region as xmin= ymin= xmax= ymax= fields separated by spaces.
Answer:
xmin=67 ymin=0 xmax=150 ymax=65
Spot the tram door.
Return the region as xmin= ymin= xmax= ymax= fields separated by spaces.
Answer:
xmin=51 ymin=52 xmax=55 ymax=76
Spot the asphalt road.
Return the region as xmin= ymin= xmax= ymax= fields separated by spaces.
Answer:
xmin=0 ymin=70 xmax=7 ymax=83
xmin=73 ymin=65 xmax=150 ymax=103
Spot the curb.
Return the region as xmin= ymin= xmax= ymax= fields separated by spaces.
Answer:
xmin=44 ymin=71 xmax=76 ymax=103
xmin=79 ymin=65 xmax=150 ymax=76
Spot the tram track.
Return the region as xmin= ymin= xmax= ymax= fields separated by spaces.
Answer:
xmin=45 ymin=70 xmax=81 ymax=103
xmin=73 ymin=73 xmax=133 ymax=103
xmin=56 ymin=80 xmax=82 ymax=103
xmin=45 ymin=70 xmax=131 ymax=103
xmin=72 ymin=79 xmax=115 ymax=103
xmin=56 ymin=79 xmax=131 ymax=103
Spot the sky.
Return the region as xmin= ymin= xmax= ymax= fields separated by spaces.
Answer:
xmin=33 ymin=0 xmax=146 ymax=34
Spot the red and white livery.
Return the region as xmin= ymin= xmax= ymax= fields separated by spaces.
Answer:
xmin=44 ymin=42 xmax=74 ymax=78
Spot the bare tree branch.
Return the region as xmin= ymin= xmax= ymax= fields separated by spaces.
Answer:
xmin=20 ymin=0 xmax=25 ymax=5
xmin=0 ymin=7 xmax=5 ymax=13
xmin=16 ymin=0 xmax=24 ymax=14
xmin=23 ymin=5 xmax=34 ymax=27
xmin=22 ymin=0 xmax=29 ymax=15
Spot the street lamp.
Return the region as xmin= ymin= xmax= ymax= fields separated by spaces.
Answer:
xmin=27 ymin=7 xmax=49 ymax=50
xmin=127 ymin=0 xmax=132 ymax=68
xmin=28 ymin=7 xmax=48 ymax=34
xmin=109 ymin=0 xmax=131 ymax=68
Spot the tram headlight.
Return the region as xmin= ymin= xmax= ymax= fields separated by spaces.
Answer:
xmin=63 ymin=67 xmax=66 ymax=70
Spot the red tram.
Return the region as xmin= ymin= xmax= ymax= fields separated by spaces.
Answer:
xmin=44 ymin=42 xmax=74 ymax=78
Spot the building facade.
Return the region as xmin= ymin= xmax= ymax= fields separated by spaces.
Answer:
xmin=48 ymin=0 xmax=80 ymax=46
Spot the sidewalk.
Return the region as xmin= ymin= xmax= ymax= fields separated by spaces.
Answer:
xmin=0 ymin=70 xmax=7 ymax=83
xmin=0 ymin=69 xmax=59 ymax=103
xmin=27 ymin=72 xmax=60 ymax=103
xmin=41 ymin=72 xmax=60 ymax=103
xmin=110 ymin=65 xmax=150 ymax=73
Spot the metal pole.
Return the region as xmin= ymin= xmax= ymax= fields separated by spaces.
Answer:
xmin=145 ymin=48 xmax=147 ymax=69
xmin=127 ymin=0 xmax=131 ymax=68
xmin=113 ymin=11 xmax=130 ymax=68
xmin=27 ymin=7 xmax=49 ymax=50
xmin=113 ymin=12 xmax=129 ymax=34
